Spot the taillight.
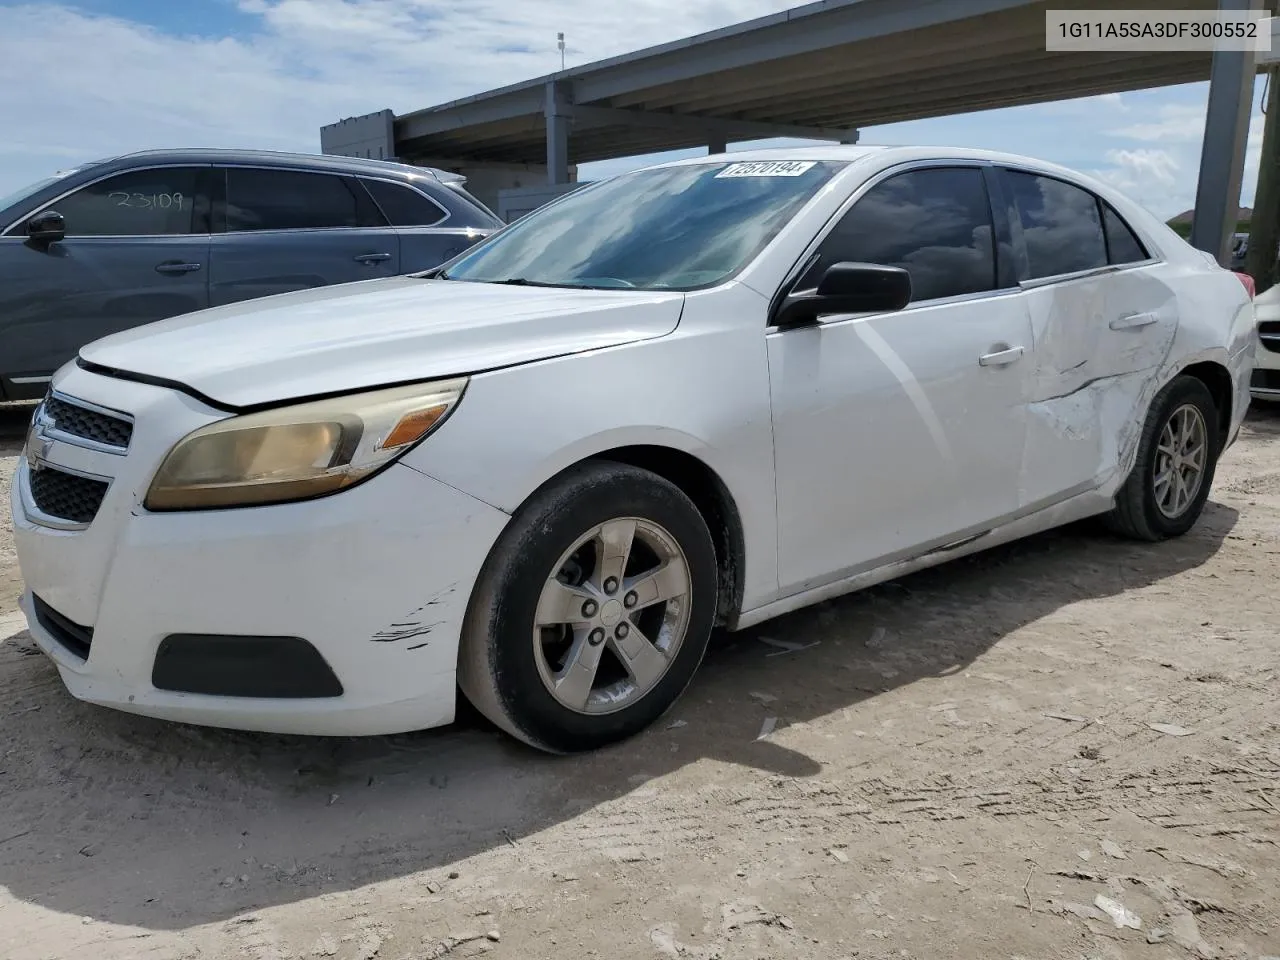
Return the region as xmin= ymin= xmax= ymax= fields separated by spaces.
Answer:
xmin=1233 ymin=271 xmax=1256 ymax=299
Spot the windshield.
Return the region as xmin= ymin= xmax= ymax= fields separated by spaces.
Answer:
xmin=0 ymin=168 xmax=82 ymax=214
xmin=442 ymin=159 xmax=846 ymax=291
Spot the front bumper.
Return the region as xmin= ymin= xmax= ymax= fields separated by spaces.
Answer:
xmin=12 ymin=365 xmax=510 ymax=736
xmin=1250 ymin=328 xmax=1280 ymax=400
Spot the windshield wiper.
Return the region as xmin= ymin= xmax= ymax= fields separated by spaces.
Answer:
xmin=491 ymin=277 xmax=578 ymax=287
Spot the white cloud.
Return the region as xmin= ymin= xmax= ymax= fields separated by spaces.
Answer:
xmin=1105 ymin=148 xmax=1180 ymax=187
xmin=1111 ymin=103 xmax=1207 ymax=143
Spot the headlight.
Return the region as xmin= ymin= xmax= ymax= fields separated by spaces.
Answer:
xmin=144 ymin=378 xmax=467 ymax=511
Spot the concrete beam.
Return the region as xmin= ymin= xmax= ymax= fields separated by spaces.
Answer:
xmin=799 ymin=61 xmax=1205 ymax=128
xmin=570 ymin=103 xmax=852 ymax=142
xmin=776 ymin=54 xmax=1199 ymax=126
xmin=1189 ymin=0 xmax=1262 ymax=264
xmin=397 ymin=88 xmax=545 ymax=141
xmin=613 ymin=17 xmax=1044 ymax=113
xmin=573 ymin=0 xmax=1046 ymax=103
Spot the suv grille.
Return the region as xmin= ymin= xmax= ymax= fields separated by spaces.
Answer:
xmin=44 ymin=395 xmax=133 ymax=449
xmin=28 ymin=465 xmax=109 ymax=525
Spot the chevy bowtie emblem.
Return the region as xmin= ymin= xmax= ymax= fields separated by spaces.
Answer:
xmin=27 ymin=412 xmax=54 ymax=466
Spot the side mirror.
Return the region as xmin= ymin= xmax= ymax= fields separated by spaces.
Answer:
xmin=777 ymin=261 xmax=912 ymax=326
xmin=26 ymin=210 xmax=66 ymax=247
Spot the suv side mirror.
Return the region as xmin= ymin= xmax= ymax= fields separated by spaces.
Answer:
xmin=777 ymin=261 xmax=912 ymax=326
xmin=26 ymin=210 xmax=66 ymax=247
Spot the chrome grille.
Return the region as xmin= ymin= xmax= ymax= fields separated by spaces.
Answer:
xmin=43 ymin=395 xmax=133 ymax=449
xmin=28 ymin=465 xmax=109 ymax=525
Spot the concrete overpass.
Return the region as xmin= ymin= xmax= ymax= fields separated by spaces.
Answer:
xmin=323 ymin=0 xmax=1270 ymax=263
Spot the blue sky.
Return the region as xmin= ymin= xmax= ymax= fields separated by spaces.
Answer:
xmin=0 ymin=0 xmax=1264 ymax=221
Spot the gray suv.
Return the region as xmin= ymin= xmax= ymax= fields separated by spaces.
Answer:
xmin=0 ymin=149 xmax=503 ymax=400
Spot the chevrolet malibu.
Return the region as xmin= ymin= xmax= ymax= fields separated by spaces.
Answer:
xmin=12 ymin=146 xmax=1256 ymax=754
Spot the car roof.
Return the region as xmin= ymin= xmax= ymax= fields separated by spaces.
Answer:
xmin=97 ymin=148 xmax=463 ymax=185
xmin=661 ymin=143 xmax=1098 ymax=176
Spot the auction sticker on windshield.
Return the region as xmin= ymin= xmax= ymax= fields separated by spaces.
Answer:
xmin=715 ymin=160 xmax=817 ymax=178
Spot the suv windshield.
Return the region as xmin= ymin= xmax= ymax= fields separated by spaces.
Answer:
xmin=441 ymin=159 xmax=846 ymax=291
xmin=0 ymin=167 xmax=89 ymax=214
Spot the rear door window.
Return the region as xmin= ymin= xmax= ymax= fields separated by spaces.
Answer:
xmin=223 ymin=168 xmax=383 ymax=232
xmin=50 ymin=167 xmax=203 ymax=237
xmin=1004 ymin=170 xmax=1107 ymax=279
xmin=361 ymin=178 xmax=448 ymax=226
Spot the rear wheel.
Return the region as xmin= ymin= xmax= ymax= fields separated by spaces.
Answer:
xmin=458 ymin=461 xmax=718 ymax=753
xmin=1106 ymin=375 xmax=1220 ymax=541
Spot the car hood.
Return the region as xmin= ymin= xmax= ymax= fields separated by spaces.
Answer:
xmin=78 ymin=277 xmax=686 ymax=408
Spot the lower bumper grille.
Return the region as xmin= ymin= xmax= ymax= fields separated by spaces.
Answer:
xmin=32 ymin=594 xmax=94 ymax=660
xmin=1251 ymin=368 xmax=1280 ymax=393
xmin=152 ymin=635 xmax=344 ymax=698
xmin=1259 ymin=322 xmax=1280 ymax=354
xmin=28 ymin=465 xmax=109 ymax=525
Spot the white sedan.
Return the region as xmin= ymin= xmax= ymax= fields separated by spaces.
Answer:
xmin=1250 ymin=278 xmax=1280 ymax=401
xmin=11 ymin=146 xmax=1256 ymax=753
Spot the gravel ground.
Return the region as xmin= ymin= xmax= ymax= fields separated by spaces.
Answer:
xmin=0 ymin=400 xmax=1277 ymax=960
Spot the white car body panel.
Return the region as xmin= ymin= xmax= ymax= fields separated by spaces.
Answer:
xmin=765 ymin=290 xmax=1031 ymax=594
xmin=11 ymin=144 xmax=1254 ymax=736
xmin=1251 ymin=281 xmax=1280 ymax=399
xmin=78 ymin=275 xmax=686 ymax=408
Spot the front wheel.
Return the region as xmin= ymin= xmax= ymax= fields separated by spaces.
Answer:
xmin=457 ymin=461 xmax=719 ymax=753
xmin=1105 ymin=374 xmax=1221 ymax=541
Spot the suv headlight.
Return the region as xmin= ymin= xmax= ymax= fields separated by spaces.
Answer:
xmin=144 ymin=378 xmax=467 ymax=511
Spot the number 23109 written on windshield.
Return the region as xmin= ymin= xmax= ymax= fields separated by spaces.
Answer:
xmin=108 ymin=191 xmax=186 ymax=210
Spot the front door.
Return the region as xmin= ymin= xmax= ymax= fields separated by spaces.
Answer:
xmin=0 ymin=165 xmax=210 ymax=398
xmin=208 ymin=166 xmax=401 ymax=306
xmin=768 ymin=165 xmax=1033 ymax=593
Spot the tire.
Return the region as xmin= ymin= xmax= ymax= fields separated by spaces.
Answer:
xmin=1105 ymin=374 xmax=1221 ymax=541
xmin=457 ymin=460 xmax=719 ymax=754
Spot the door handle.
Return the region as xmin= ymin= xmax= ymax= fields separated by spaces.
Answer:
xmin=978 ymin=345 xmax=1025 ymax=367
xmin=155 ymin=261 xmax=202 ymax=274
xmin=354 ymin=253 xmax=392 ymax=264
xmin=1110 ymin=311 xmax=1158 ymax=330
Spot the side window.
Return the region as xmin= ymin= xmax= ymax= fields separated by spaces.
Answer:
xmin=51 ymin=167 xmax=202 ymax=237
xmin=806 ymin=167 xmax=997 ymax=303
xmin=1101 ymin=202 xmax=1149 ymax=265
xmin=223 ymin=169 xmax=381 ymax=232
xmin=361 ymin=178 xmax=448 ymax=226
xmin=1005 ymin=170 xmax=1107 ymax=279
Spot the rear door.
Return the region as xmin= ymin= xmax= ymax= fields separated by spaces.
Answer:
xmin=208 ymin=166 xmax=400 ymax=306
xmin=0 ymin=164 xmax=210 ymax=398
xmin=1001 ymin=167 xmax=1179 ymax=507
xmin=358 ymin=176 xmax=489 ymax=270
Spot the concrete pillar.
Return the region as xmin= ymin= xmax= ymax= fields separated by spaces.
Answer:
xmin=1246 ymin=68 xmax=1280 ymax=290
xmin=839 ymin=129 xmax=861 ymax=145
xmin=545 ymin=80 xmax=572 ymax=186
xmin=1189 ymin=0 xmax=1261 ymax=264
xmin=707 ymin=135 xmax=728 ymax=155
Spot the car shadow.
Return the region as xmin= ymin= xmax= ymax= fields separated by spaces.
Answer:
xmin=0 ymin=486 xmax=1240 ymax=931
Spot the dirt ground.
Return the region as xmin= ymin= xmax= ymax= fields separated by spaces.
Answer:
xmin=0 ymin=400 xmax=1277 ymax=960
